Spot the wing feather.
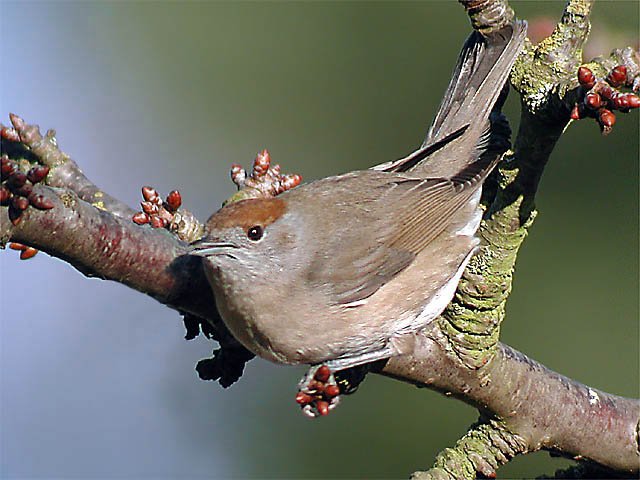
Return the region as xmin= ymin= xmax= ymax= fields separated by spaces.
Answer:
xmin=301 ymin=168 xmax=491 ymax=306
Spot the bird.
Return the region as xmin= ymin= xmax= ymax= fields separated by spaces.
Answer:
xmin=191 ymin=20 xmax=527 ymax=414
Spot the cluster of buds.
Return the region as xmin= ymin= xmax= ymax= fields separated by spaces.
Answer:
xmin=1 ymin=155 xmax=53 ymax=223
xmin=295 ymin=365 xmax=341 ymax=417
xmin=1 ymin=123 xmax=21 ymax=142
xmin=1 ymin=150 xmax=53 ymax=260
xmin=571 ymin=65 xmax=640 ymax=135
xmin=8 ymin=242 xmax=39 ymax=260
xmin=132 ymin=186 xmax=205 ymax=243
xmin=225 ymin=149 xmax=302 ymax=206
xmin=132 ymin=186 xmax=182 ymax=229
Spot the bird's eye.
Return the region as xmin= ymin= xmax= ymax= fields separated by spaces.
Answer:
xmin=247 ymin=225 xmax=264 ymax=241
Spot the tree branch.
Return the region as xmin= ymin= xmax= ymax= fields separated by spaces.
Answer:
xmin=383 ymin=336 xmax=639 ymax=477
xmin=381 ymin=0 xmax=639 ymax=476
xmin=3 ymin=114 xmax=136 ymax=219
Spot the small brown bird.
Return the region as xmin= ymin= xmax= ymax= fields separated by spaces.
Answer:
xmin=192 ymin=21 xmax=527 ymax=412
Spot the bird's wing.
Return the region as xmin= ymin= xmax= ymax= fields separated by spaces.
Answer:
xmin=303 ymin=167 xmax=492 ymax=306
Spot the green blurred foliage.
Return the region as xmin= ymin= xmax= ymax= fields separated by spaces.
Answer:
xmin=20 ymin=1 xmax=640 ymax=478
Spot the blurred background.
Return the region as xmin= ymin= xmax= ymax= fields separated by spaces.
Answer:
xmin=1 ymin=1 xmax=637 ymax=478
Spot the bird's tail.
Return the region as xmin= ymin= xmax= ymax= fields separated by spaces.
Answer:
xmin=374 ymin=20 xmax=527 ymax=178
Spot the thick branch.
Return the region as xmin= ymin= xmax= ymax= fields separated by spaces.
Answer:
xmin=383 ymin=333 xmax=639 ymax=474
xmin=383 ymin=0 xmax=639 ymax=476
xmin=0 ymin=184 xmax=217 ymax=320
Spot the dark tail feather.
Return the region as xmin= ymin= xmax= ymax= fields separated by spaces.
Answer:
xmin=375 ymin=20 xmax=527 ymax=178
xmin=424 ymin=20 xmax=527 ymax=149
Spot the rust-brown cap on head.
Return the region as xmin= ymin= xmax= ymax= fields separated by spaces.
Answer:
xmin=205 ymin=197 xmax=287 ymax=232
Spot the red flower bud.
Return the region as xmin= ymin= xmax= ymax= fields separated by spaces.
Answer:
xmin=20 ymin=247 xmax=39 ymax=260
xmin=607 ymin=65 xmax=627 ymax=87
xmin=584 ymin=93 xmax=601 ymax=109
xmin=142 ymin=186 xmax=160 ymax=204
xmin=11 ymin=196 xmax=29 ymax=210
xmin=6 ymin=172 xmax=27 ymax=190
xmin=132 ymin=212 xmax=150 ymax=225
xmin=27 ymin=165 xmax=50 ymax=184
xmin=28 ymin=193 xmax=55 ymax=210
xmin=570 ymin=104 xmax=582 ymax=120
xmin=598 ymin=85 xmax=614 ymax=100
xmin=599 ymin=109 xmax=616 ymax=127
xmin=141 ymin=201 xmax=158 ymax=215
xmin=0 ymin=185 xmax=11 ymax=205
xmin=230 ymin=164 xmax=246 ymax=185
xmin=295 ymin=392 xmax=313 ymax=405
xmin=307 ymin=381 xmax=325 ymax=393
xmin=613 ymin=95 xmax=629 ymax=109
xmin=626 ymin=94 xmax=640 ymax=109
xmin=166 ymin=190 xmax=182 ymax=211
xmin=324 ymin=385 xmax=341 ymax=398
xmin=314 ymin=365 xmax=331 ymax=382
xmin=253 ymin=149 xmax=271 ymax=177
xmin=577 ymin=66 xmax=595 ymax=88
xmin=1 ymin=157 xmax=18 ymax=180
xmin=150 ymin=216 xmax=167 ymax=229
xmin=315 ymin=400 xmax=330 ymax=416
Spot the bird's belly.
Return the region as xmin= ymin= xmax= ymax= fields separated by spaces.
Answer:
xmin=211 ymin=285 xmax=294 ymax=364
xmin=212 ymin=280 xmax=388 ymax=366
